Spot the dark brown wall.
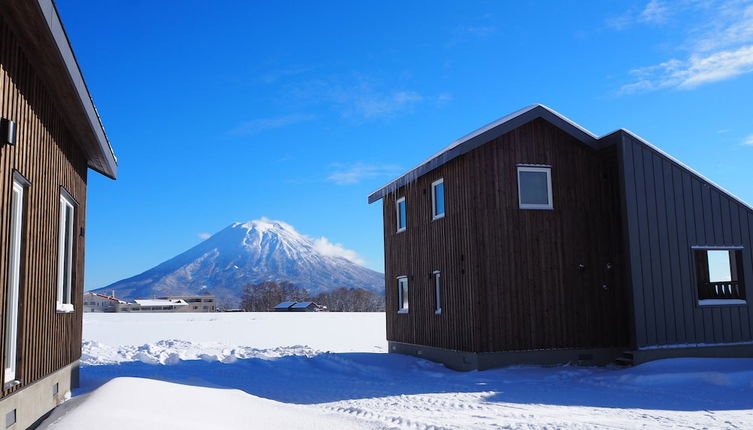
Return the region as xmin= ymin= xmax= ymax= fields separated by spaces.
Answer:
xmin=0 ymin=15 xmax=87 ymax=396
xmin=383 ymin=118 xmax=630 ymax=353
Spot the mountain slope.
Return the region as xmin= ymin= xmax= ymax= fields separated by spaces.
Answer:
xmin=92 ymin=219 xmax=384 ymax=306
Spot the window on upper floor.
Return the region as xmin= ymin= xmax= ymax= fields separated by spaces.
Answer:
xmin=432 ymin=179 xmax=445 ymax=220
xmin=694 ymin=248 xmax=746 ymax=304
xmin=517 ymin=166 xmax=553 ymax=210
xmin=56 ymin=190 xmax=76 ymax=313
xmin=396 ymin=197 xmax=406 ymax=233
xmin=397 ymin=276 xmax=409 ymax=313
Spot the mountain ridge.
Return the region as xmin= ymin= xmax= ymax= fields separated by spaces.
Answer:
xmin=92 ymin=219 xmax=384 ymax=306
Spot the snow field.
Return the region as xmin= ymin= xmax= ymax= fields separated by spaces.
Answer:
xmin=40 ymin=313 xmax=753 ymax=429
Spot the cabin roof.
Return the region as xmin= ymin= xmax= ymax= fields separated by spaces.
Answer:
xmin=367 ymin=104 xmax=597 ymax=204
xmin=291 ymin=301 xmax=315 ymax=308
xmin=6 ymin=0 xmax=117 ymax=179
xmin=274 ymin=301 xmax=297 ymax=309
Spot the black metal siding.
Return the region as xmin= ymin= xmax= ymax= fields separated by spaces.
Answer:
xmin=620 ymin=132 xmax=753 ymax=348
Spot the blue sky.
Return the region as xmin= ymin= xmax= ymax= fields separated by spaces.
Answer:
xmin=56 ymin=0 xmax=753 ymax=289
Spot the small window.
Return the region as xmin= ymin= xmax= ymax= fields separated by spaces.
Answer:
xmin=397 ymin=276 xmax=408 ymax=313
xmin=517 ymin=166 xmax=552 ymax=210
xmin=694 ymin=248 xmax=745 ymax=304
xmin=433 ymin=271 xmax=441 ymax=314
xmin=396 ymin=197 xmax=406 ymax=232
xmin=431 ymin=179 xmax=445 ymax=220
xmin=56 ymin=191 xmax=76 ymax=312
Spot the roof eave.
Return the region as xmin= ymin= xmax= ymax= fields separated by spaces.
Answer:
xmin=37 ymin=0 xmax=117 ymax=179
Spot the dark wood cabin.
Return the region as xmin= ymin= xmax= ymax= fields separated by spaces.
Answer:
xmin=0 ymin=0 xmax=117 ymax=426
xmin=368 ymin=105 xmax=753 ymax=370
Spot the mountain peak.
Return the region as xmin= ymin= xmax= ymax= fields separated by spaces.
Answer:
xmin=94 ymin=218 xmax=384 ymax=305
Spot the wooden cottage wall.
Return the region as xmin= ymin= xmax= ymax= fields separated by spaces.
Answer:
xmin=383 ymin=118 xmax=630 ymax=353
xmin=0 ymin=15 xmax=87 ymax=396
xmin=619 ymin=132 xmax=753 ymax=348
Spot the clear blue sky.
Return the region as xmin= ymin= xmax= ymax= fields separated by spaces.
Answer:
xmin=56 ymin=0 xmax=753 ymax=290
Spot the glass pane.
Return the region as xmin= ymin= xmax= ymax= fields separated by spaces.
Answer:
xmin=398 ymin=200 xmax=406 ymax=229
xmin=707 ymin=250 xmax=732 ymax=282
xmin=519 ymin=171 xmax=549 ymax=205
xmin=434 ymin=182 xmax=444 ymax=216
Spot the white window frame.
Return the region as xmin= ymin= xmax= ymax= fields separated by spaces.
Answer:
xmin=431 ymin=178 xmax=445 ymax=220
xmin=433 ymin=270 xmax=441 ymax=314
xmin=397 ymin=276 xmax=408 ymax=313
xmin=5 ymin=177 xmax=26 ymax=384
xmin=517 ymin=166 xmax=553 ymax=210
xmin=396 ymin=197 xmax=406 ymax=233
xmin=56 ymin=191 xmax=76 ymax=313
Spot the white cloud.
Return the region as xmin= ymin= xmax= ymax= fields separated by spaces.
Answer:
xmin=228 ymin=113 xmax=315 ymax=135
xmin=606 ymin=0 xmax=672 ymax=29
xmin=311 ymin=236 xmax=366 ymax=265
xmin=197 ymin=232 xmax=211 ymax=240
xmin=326 ymin=162 xmax=402 ymax=185
xmin=743 ymin=134 xmax=753 ymax=146
xmin=618 ymin=1 xmax=753 ymax=93
xmin=283 ymin=75 xmax=450 ymax=120
xmin=620 ymin=45 xmax=753 ymax=93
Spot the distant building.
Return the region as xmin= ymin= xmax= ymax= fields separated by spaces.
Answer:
xmin=160 ymin=296 xmax=216 ymax=312
xmin=83 ymin=292 xmax=125 ymax=312
xmin=110 ymin=295 xmax=216 ymax=313
xmin=273 ymin=301 xmax=326 ymax=312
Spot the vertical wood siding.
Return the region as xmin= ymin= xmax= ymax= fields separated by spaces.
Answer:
xmin=0 ymin=15 xmax=87 ymax=397
xmin=620 ymin=133 xmax=753 ymax=348
xmin=383 ymin=119 xmax=630 ymax=352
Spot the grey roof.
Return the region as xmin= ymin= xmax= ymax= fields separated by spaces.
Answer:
xmin=37 ymin=0 xmax=117 ymax=179
xmin=368 ymin=104 xmax=597 ymax=204
xmin=291 ymin=301 xmax=315 ymax=308
xmin=274 ymin=301 xmax=296 ymax=309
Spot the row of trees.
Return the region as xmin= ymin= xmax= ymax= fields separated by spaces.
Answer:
xmin=239 ymin=281 xmax=384 ymax=312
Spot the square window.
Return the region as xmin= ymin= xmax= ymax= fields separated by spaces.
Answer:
xmin=396 ymin=197 xmax=407 ymax=232
xmin=694 ymin=248 xmax=745 ymax=303
xmin=432 ymin=179 xmax=445 ymax=220
xmin=397 ymin=276 xmax=409 ymax=312
xmin=517 ymin=166 xmax=552 ymax=209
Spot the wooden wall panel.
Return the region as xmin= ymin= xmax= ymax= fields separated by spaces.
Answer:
xmin=0 ymin=15 xmax=87 ymax=397
xmin=620 ymin=133 xmax=753 ymax=348
xmin=383 ymin=119 xmax=630 ymax=352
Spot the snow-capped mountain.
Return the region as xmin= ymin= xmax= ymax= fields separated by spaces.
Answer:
xmin=92 ymin=219 xmax=384 ymax=306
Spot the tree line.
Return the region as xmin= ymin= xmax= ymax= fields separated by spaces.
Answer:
xmin=239 ymin=281 xmax=384 ymax=312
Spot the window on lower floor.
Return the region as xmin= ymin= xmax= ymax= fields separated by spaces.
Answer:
xmin=397 ymin=276 xmax=408 ymax=312
xmin=433 ymin=271 xmax=441 ymax=314
xmin=694 ymin=248 xmax=745 ymax=303
xmin=56 ymin=190 xmax=76 ymax=312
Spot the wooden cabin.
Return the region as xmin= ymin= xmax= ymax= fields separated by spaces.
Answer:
xmin=368 ymin=104 xmax=753 ymax=370
xmin=0 ymin=0 xmax=117 ymax=426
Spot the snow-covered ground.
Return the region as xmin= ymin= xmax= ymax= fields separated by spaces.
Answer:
xmin=40 ymin=313 xmax=753 ymax=429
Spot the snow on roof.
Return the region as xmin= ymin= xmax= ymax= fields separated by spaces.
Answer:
xmin=274 ymin=301 xmax=296 ymax=309
xmin=368 ymin=104 xmax=597 ymax=203
xmin=85 ymin=292 xmax=126 ymax=303
xmin=134 ymin=299 xmax=188 ymax=307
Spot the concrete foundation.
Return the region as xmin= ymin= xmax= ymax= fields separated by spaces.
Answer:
xmin=633 ymin=343 xmax=753 ymax=364
xmin=0 ymin=361 xmax=77 ymax=430
xmin=389 ymin=341 xmax=623 ymax=371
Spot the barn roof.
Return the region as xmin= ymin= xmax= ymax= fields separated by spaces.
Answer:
xmin=274 ymin=301 xmax=296 ymax=309
xmin=368 ymin=104 xmax=597 ymax=204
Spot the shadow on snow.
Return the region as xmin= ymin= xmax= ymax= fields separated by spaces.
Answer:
xmin=78 ymin=353 xmax=753 ymax=412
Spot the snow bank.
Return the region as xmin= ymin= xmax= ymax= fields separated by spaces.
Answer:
xmin=42 ymin=377 xmax=372 ymax=430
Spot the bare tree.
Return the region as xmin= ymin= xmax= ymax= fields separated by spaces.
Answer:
xmin=314 ymin=287 xmax=384 ymax=312
xmin=240 ymin=281 xmax=310 ymax=311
